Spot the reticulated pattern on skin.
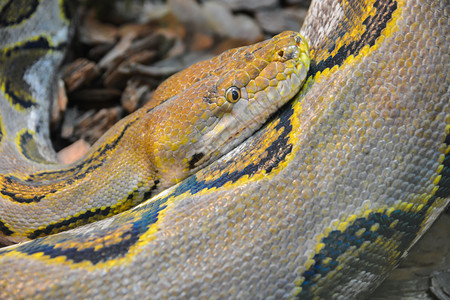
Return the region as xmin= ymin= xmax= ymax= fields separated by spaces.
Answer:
xmin=58 ymin=0 xmax=75 ymax=24
xmin=0 ymin=115 xmax=3 ymax=144
xmin=0 ymin=36 xmax=63 ymax=111
xmin=0 ymin=0 xmax=448 ymax=299
xmin=0 ymin=121 xmax=137 ymax=203
xmin=0 ymin=0 xmax=40 ymax=27
xmin=139 ymin=0 xmax=405 ymax=200
xmin=15 ymin=129 xmax=55 ymax=164
xmin=293 ymin=0 xmax=450 ymax=297
xmin=0 ymin=4 xmax=311 ymax=244
xmin=0 ymin=1 xmax=70 ymax=173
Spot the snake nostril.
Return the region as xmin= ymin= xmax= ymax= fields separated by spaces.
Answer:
xmin=278 ymin=50 xmax=284 ymax=58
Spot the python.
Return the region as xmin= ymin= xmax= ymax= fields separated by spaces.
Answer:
xmin=0 ymin=0 xmax=448 ymax=299
xmin=0 ymin=28 xmax=309 ymax=244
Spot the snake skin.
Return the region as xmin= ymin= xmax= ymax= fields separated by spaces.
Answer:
xmin=0 ymin=0 xmax=449 ymax=299
xmin=0 ymin=1 xmax=309 ymax=244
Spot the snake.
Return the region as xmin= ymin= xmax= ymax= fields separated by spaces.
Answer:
xmin=0 ymin=23 xmax=309 ymax=244
xmin=0 ymin=0 xmax=448 ymax=299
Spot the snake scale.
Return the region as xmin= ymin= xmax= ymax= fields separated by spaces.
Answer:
xmin=0 ymin=20 xmax=310 ymax=243
xmin=0 ymin=0 xmax=449 ymax=299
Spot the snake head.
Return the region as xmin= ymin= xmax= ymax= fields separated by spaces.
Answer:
xmin=210 ymin=30 xmax=310 ymax=131
xmin=145 ymin=31 xmax=310 ymax=188
xmin=192 ymin=31 xmax=310 ymax=163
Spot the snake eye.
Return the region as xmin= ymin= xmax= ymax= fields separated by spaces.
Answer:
xmin=225 ymin=86 xmax=241 ymax=103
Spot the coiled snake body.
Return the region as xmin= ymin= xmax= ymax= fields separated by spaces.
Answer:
xmin=0 ymin=23 xmax=309 ymax=244
xmin=0 ymin=0 xmax=449 ymax=299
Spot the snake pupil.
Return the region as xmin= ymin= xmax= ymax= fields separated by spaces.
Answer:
xmin=232 ymin=90 xmax=239 ymax=100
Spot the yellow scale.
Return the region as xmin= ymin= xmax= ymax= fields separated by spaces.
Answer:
xmin=0 ymin=0 xmax=448 ymax=299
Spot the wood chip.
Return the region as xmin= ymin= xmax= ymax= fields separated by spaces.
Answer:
xmin=129 ymin=63 xmax=181 ymax=78
xmin=57 ymin=139 xmax=91 ymax=164
xmin=88 ymin=43 xmax=115 ymax=61
xmin=122 ymin=33 xmax=170 ymax=62
xmin=104 ymin=50 xmax=157 ymax=88
xmin=189 ymin=32 xmax=214 ymax=51
xmin=75 ymin=107 xmax=122 ymax=144
xmin=165 ymin=36 xmax=186 ymax=59
xmin=69 ymin=89 xmax=122 ymax=109
xmin=121 ymin=79 xmax=150 ymax=113
xmin=255 ymin=8 xmax=307 ymax=35
xmin=51 ymin=79 xmax=68 ymax=126
xmin=63 ymin=58 xmax=100 ymax=93
xmin=98 ymin=31 xmax=137 ymax=69
xmin=79 ymin=11 xmax=118 ymax=45
xmin=100 ymin=32 xmax=168 ymax=76
xmin=118 ymin=23 xmax=154 ymax=38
